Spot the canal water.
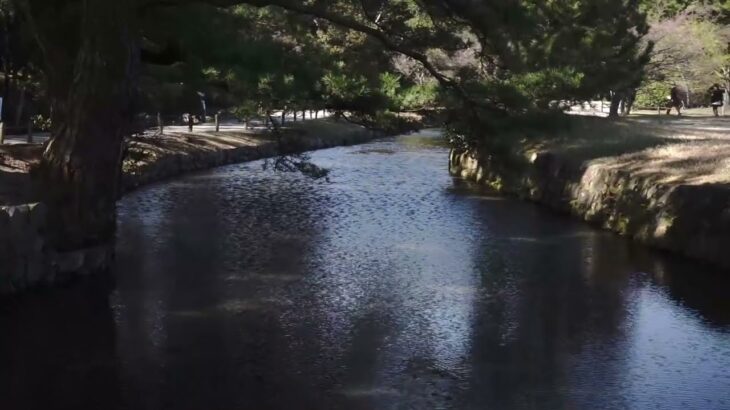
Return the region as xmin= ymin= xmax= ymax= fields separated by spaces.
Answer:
xmin=2 ymin=131 xmax=730 ymax=409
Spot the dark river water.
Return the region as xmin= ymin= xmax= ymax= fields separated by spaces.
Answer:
xmin=2 ymin=131 xmax=730 ymax=410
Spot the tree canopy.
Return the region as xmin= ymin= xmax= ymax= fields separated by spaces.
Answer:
xmin=636 ymin=0 xmax=730 ymax=108
xmin=0 ymin=0 xmax=665 ymax=248
xmin=7 ymin=0 xmax=655 ymax=137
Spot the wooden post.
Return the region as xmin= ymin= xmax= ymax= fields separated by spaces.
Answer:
xmin=293 ymin=111 xmax=297 ymax=121
xmin=27 ymin=119 xmax=33 ymax=143
xmin=188 ymin=114 xmax=193 ymax=132
xmin=0 ymin=122 xmax=4 ymax=144
xmin=157 ymin=112 xmax=164 ymax=135
xmin=215 ymin=114 xmax=220 ymax=132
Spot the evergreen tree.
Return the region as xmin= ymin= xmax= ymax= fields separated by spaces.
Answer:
xmin=9 ymin=0 xmax=653 ymax=251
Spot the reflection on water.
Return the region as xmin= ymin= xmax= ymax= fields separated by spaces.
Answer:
xmin=2 ymin=130 xmax=729 ymax=409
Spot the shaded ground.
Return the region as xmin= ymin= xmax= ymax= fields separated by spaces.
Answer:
xmin=0 ymin=119 xmax=369 ymax=206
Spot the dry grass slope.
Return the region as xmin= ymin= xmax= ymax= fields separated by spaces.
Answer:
xmin=510 ymin=115 xmax=730 ymax=187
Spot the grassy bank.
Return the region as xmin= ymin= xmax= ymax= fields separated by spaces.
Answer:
xmin=451 ymin=114 xmax=730 ymax=269
xmin=487 ymin=114 xmax=730 ymax=186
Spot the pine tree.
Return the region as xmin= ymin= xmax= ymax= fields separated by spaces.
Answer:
xmin=10 ymin=0 xmax=653 ymax=250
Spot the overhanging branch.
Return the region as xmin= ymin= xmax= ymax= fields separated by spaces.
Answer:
xmin=139 ymin=0 xmax=503 ymax=116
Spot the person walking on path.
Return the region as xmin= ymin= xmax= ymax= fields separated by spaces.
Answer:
xmin=666 ymin=84 xmax=687 ymax=116
xmin=709 ymin=83 xmax=726 ymax=117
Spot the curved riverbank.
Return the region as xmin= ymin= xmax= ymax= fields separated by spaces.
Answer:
xmin=449 ymin=119 xmax=730 ymax=270
xmin=4 ymin=132 xmax=729 ymax=410
xmin=121 ymin=119 xmax=382 ymax=193
xmin=0 ymin=120 xmax=384 ymax=295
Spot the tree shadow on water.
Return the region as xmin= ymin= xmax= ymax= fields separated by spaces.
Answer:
xmin=0 ymin=274 xmax=123 ymax=410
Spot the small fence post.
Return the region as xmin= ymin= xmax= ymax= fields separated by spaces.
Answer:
xmin=157 ymin=112 xmax=164 ymax=135
xmin=215 ymin=114 xmax=220 ymax=132
xmin=188 ymin=114 xmax=193 ymax=132
xmin=0 ymin=122 xmax=4 ymax=144
xmin=27 ymin=119 xmax=33 ymax=143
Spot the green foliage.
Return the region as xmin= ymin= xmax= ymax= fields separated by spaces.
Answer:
xmin=505 ymin=69 xmax=586 ymax=109
xmin=641 ymin=0 xmax=730 ymax=102
xmin=13 ymin=0 xmax=660 ymax=149
xmin=322 ymin=73 xmax=369 ymax=102
xmin=635 ymin=81 xmax=672 ymax=109
xmin=398 ymin=82 xmax=440 ymax=111
xmin=641 ymin=0 xmax=696 ymax=18
xmin=322 ymin=73 xmax=386 ymax=113
xmin=370 ymin=111 xmax=422 ymax=134
xmin=139 ymin=4 xmax=311 ymax=114
xmin=379 ymin=73 xmax=402 ymax=101
xmin=137 ymin=3 xmax=418 ymax=121
xmin=135 ymin=0 xmax=651 ymax=142
xmin=230 ymin=100 xmax=259 ymax=122
xmin=31 ymin=114 xmax=51 ymax=131
xmin=378 ymin=73 xmax=439 ymax=111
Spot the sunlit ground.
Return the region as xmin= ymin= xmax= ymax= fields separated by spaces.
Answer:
xmin=513 ymin=109 xmax=730 ymax=186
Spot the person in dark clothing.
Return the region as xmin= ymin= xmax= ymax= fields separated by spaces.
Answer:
xmin=709 ymin=83 xmax=726 ymax=117
xmin=666 ymin=84 xmax=686 ymax=116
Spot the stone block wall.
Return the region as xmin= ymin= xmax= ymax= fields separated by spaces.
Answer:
xmin=122 ymin=129 xmax=378 ymax=193
xmin=450 ymin=148 xmax=730 ymax=270
xmin=0 ymin=203 xmax=49 ymax=293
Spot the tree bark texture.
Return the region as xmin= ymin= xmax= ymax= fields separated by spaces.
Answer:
xmin=608 ymin=92 xmax=622 ymax=118
xmin=22 ymin=0 xmax=138 ymax=251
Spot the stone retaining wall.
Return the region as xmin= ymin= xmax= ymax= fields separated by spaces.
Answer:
xmin=0 ymin=204 xmax=47 ymax=293
xmin=0 ymin=203 xmax=115 ymax=294
xmin=1 ymin=127 xmax=380 ymax=295
xmin=122 ymin=130 xmax=379 ymax=193
xmin=450 ymin=148 xmax=730 ymax=270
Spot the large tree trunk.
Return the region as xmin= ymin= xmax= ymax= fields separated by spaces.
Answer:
xmin=41 ymin=108 xmax=128 ymax=251
xmin=608 ymin=92 xmax=622 ymax=118
xmin=28 ymin=0 xmax=137 ymax=251
xmin=623 ymin=89 xmax=636 ymax=116
xmin=14 ymin=87 xmax=25 ymax=126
